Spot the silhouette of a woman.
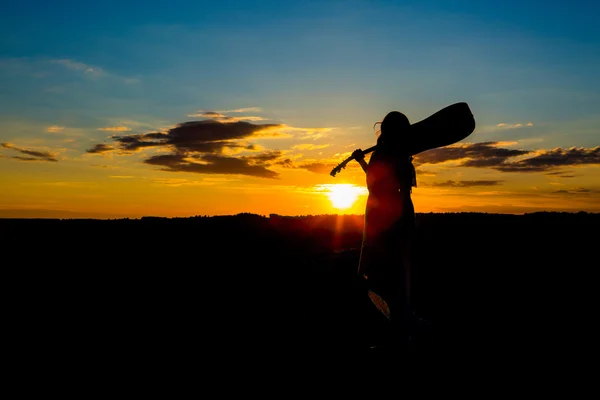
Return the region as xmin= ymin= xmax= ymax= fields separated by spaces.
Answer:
xmin=352 ymin=110 xmax=418 ymax=348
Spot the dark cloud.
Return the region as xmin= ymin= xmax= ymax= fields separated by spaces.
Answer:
xmin=415 ymin=142 xmax=530 ymax=166
xmin=144 ymin=153 xmax=279 ymax=179
xmin=87 ymin=120 xmax=289 ymax=178
xmin=275 ymin=158 xmax=295 ymax=168
xmin=108 ymin=120 xmax=283 ymax=153
xmin=298 ymin=162 xmax=338 ymax=175
xmin=249 ymin=150 xmax=286 ymax=164
xmin=416 ymin=142 xmax=600 ymax=173
xmin=553 ymin=188 xmax=593 ymax=194
xmin=87 ymin=144 xmax=116 ymax=154
xmin=428 ymin=180 xmax=503 ymax=188
xmin=496 ymin=146 xmax=600 ymax=172
xmin=1 ymin=143 xmax=58 ymax=162
xmin=545 ymin=171 xmax=576 ymax=178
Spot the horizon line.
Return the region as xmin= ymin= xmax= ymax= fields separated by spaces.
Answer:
xmin=1 ymin=210 xmax=597 ymax=221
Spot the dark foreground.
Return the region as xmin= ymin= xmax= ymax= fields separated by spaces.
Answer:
xmin=4 ymin=212 xmax=598 ymax=364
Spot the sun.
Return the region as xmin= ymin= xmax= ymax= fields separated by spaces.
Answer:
xmin=326 ymin=184 xmax=366 ymax=210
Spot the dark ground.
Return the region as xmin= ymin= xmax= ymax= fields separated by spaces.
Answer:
xmin=3 ymin=211 xmax=598 ymax=366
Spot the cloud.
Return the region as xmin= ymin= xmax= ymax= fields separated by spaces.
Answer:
xmin=187 ymin=113 xmax=268 ymax=122
xmin=87 ymin=144 xmax=117 ymax=154
xmin=144 ymin=152 xmax=280 ymax=179
xmin=427 ymin=180 xmax=503 ymax=188
xmin=545 ymin=171 xmax=577 ymax=178
xmin=188 ymin=107 xmax=267 ymax=122
xmin=46 ymin=125 xmax=65 ymax=133
xmin=222 ymin=107 xmax=263 ymax=113
xmin=414 ymin=142 xmax=531 ymax=166
xmin=475 ymin=122 xmax=535 ymax=134
xmin=496 ymin=122 xmax=533 ymax=129
xmin=295 ymin=127 xmax=333 ymax=140
xmin=50 ymin=59 xmax=106 ymax=79
xmin=49 ymin=58 xmax=138 ymax=84
xmin=552 ymin=188 xmax=594 ymax=195
xmin=416 ymin=142 xmax=600 ymax=173
xmin=118 ymin=120 xmax=285 ymax=152
xmin=494 ymin=146 xmax=600 ymax=172
xmin=87 ymin=119 xmax=296 ymax=178
xmin=188 ymin=108 xmax=332 ymax=139
xmin=296 ymin=162 xmax=338 ymax=174
xmin=98 ymin=126 xmax=132 ymax=132
xmin=190 ymin=111 xmax=226 ymax=118
xmin=292 ymin=144 xmax=330 ymax=151
xmin=1 ymin=143 xmax=58 ymax=162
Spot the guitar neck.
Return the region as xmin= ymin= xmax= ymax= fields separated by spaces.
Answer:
xmin=362 ymin=145 xmax=377 ymax=155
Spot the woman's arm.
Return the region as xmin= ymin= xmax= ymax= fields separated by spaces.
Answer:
xmin=357 ymin=158 xmax=368 ymax=173
xmin=352 ymin=149 xmax=368 ymax=173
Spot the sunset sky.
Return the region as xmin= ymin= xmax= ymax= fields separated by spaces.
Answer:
xmin=1 ymin=0 xmax=599 ymax=218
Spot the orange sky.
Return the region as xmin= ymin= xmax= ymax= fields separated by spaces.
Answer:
xmin=1 ymin=110 xmax=599 ymax=219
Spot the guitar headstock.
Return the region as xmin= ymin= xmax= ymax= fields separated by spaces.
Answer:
xmin=330 ymin=158 xmax=350 ymax=177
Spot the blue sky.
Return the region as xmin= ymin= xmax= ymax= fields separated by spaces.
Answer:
xmin=2 ymin=0 xmax=599 ymax=137
xmin=1 ymin=0 xmax=599 ymax=217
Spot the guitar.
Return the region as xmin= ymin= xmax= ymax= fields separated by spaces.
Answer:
xmin=330 ymin=145 xmax=376 ymax=177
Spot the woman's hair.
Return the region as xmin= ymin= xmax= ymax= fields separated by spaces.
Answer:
xmin=374 ymin=111 xmax=410 ymax=144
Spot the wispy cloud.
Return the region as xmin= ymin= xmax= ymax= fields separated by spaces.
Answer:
xmin=45 ymin=57 xmax=139 ymax=84
xmin=426 ymin=180 xmax=504 ymax=188
xmin=86 ymin=144 xmax=116 ymax=154
xmin=292 ymin=144 xmax=330 ymax=151
xmin=222 ymin=107 xmax=263 ymax=113
xmin=295 ymin=161 xmax=337 ymax=174
xmin=188 ymin=111 xmax=268 ymax=122
xmin=98 ymin=126 xmax=132 ymax=132
xmin=545 ymin=171 xmax=577 ymax=178
xmin=475 ymin=122 xmax=534 ymax=134
xmin=1 ymin=142 xmax=58 ymax=162
xmin=294 ymin=127 xmax=333 ymax=140
xmin=50 ymin=59 xmax=106 ymax=79
xmin=188 ymin=108 xmax=332 ymax=139
xmin=46 ymin=126 xmax=65 ymax=133
xmin=187 ymin=107 xmax=268 ymax=123
xmin=552 ymin=187 xmax=595 ymax=195
xmin=496 ymin=122 xmax=534 ymax=129
xmin=150 ymin=178 xmax=223 ymax=187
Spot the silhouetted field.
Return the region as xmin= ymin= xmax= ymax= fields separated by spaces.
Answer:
xmin=4 ymin=212 xmax=597 ymax=362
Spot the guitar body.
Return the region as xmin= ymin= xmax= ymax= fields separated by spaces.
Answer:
xmin=406 ymin=102 xmax=475 ymax=156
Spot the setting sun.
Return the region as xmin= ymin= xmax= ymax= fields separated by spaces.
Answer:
xmin=325 ymin=184 xmax=367 ymax=210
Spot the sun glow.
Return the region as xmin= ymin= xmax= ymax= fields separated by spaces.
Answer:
xmin=324 ymin=184 xmax=367 ymax=210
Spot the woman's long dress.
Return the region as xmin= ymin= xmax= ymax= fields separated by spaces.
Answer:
xmin=358 ymin=148 xmax=416 ymax=319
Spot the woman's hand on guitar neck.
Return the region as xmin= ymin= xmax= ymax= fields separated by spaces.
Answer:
xmin=352 ymin=149 xmax=365 ymax=161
